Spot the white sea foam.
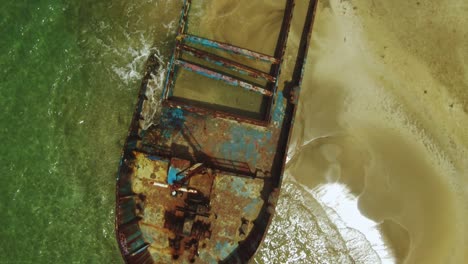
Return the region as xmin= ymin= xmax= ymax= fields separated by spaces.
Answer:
xmin=140 ymin=49 xmax=167 ymax=130
xmin=111 ymin=33 xmax=158 ymax=85
xmin=312 ymin=183 xmax=395 ymax=264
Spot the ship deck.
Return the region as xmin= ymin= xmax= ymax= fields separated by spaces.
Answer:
xmin=130 ymin=152 xmax=267 ymax=263
xmin=138 ymin=91 xmax=286 ymax=177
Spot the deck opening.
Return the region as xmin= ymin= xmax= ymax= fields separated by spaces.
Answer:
xmin=162 ymin=0 xmax=292 ymax=123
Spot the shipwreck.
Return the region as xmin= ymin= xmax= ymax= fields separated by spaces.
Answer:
xmin=115 ymin=0 xmax=318 ymax=263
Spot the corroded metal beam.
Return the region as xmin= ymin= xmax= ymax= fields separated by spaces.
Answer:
xmin=177 ymin=44 xmax=276 ymax=82
xmin=177 ymin=0 xmax=191 ymax=35
xmin=162 ymin=99 xmax=268 ymax=127
xmin=179 ymin=34 xmax=279 ymax=64
xmin=266 ymin=0 xmax=296 ymax=122
xmin=162 ymin=0 xmax=192 ymax=99
xmin=174 ymin=59 xmax=273 ymax=96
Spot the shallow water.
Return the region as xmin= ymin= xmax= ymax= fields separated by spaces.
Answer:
xmin=1 ymin=0 xmax=467 ymax=263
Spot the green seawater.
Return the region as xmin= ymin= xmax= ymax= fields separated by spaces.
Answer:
xmin=0 ymin=1 xmax=178 ymax=262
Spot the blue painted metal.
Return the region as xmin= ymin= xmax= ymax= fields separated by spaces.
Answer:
xmin=180 ymin=34 xmax=279 ymax=64
xmin=272 ymin=92 xmax=286 ymax=126
xmin=167 ymin=167 xmax=181 ymax=185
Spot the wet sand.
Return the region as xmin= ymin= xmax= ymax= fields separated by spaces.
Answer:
xmin=278 ymin=0 xmax=468 ymax=263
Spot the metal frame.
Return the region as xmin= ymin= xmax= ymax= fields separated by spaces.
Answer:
xmin=162 ymin=0 xmax=296 ymax=124
xmin=177 ymin=44 xmax=276 ymax=82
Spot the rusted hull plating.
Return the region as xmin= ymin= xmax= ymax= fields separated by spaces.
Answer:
xmin=115 ymin=0 xmax=318 ymax=263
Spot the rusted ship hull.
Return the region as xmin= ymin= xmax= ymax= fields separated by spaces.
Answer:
xmin=115 ymin=0 xmax=318 ymax=263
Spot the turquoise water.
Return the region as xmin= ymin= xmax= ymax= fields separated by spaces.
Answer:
xmin=0 ymin=1 xmax=178 ymax=262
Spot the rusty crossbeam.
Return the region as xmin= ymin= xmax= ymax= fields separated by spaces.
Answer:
xmin=174 ymin=59 xmax=273 ymax=96
xmin=177 ymin=44 xmax=276 ymax=82
xmin=179 ymin=34 xmax=279 ymax=64
xmin=162 ymin=99 xmax=268 ymax=127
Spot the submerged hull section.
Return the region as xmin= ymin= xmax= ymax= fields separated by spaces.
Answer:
xmin=115 ymin=0 xmax=318 ymax=263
